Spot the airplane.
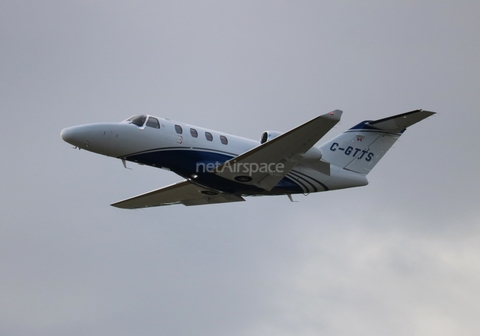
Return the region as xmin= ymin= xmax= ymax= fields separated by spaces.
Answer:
xmin=60 ymin=109 xmax=435 ymax=209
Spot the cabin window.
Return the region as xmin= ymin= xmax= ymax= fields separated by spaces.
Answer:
xmin=190 ymin=128 xmax=198 ymax=138
xmin=146 ymin=117 xmax=160 ymax=129
xmin=205 ymin=132 xmax=213 ymax=141
xmin=175 ymin=125 xmax=183 ymax=134
xmin=220 ymin=135 xmax=228 ymax=145
xmin=130 ymin=115 xmax=147 ymax=127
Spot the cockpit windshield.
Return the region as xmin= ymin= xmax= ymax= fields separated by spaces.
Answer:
xmin=123 ymin=114 xmax=161 ymax=129
xmin=128 ymin=115 xmax=147 ymax=127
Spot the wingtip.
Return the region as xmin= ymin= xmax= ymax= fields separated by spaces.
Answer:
xmin=323 ymin=109 xmax=343 ymax=120
xmin=110 ymin=203 xmax=123 ymax=209
xmin=110 ymin=201 xmax=131 ymax=209
xmin=420 ymin=109 xmax=437 ymax=116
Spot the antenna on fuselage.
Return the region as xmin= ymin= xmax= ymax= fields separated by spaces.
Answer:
xmin=287 ymin=194 xmax=298 ymax=202
xmin=121 ymin=158 xmax=132 ymax=170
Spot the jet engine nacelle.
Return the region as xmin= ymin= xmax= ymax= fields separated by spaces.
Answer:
xmin=260 ymin=131 xmax=282 ymax=144
xmin=303 ymin=146 xmax=323 ymax=160
xmin=260 ymin=130 xmax=323 ymax=161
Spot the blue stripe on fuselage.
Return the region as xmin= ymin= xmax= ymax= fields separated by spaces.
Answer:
xmin=123 ymin=148 xmax=304 ymax=195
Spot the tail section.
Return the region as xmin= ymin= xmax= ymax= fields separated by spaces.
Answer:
xmin=319 ymin=110 xmax=435 ymax=175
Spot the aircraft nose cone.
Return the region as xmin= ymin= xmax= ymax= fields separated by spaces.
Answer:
xmin=61 ymin=126 xmax=86 ymax=147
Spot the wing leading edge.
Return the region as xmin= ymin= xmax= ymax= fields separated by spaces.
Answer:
xmin=111 ymin=180 xmax=244 ymax=209
xmin=213 ymin=110 xmax=343 ymax=191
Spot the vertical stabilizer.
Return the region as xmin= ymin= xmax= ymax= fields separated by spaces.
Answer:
xmin=319 ymin=110 xmax=435 ymax=175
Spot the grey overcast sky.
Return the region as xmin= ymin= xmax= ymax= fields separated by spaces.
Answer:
xmin=1 ymin=1 xmax=480 ymax=335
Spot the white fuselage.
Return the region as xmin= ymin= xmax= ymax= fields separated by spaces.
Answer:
xmin=61 ymin=115 xmax=368 ymax=196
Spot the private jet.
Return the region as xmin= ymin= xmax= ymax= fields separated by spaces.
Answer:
xmin=61 ymin=109 xmax=435 ymax=208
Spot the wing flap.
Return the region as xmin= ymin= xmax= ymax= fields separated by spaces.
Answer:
xmin=213 ymin=110 xmax=342 ymax=191
xmin=111 ymin=180 xmax=245 ymax=209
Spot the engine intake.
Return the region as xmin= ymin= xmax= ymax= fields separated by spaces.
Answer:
xmin=260 ymin=130 xmax=323 ymax=161
xmin=260 ymin=131 xmax=282 ymax=144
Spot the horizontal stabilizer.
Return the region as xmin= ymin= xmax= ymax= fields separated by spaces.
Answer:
xmin=368 ymin=109 xmax=436 ymax=132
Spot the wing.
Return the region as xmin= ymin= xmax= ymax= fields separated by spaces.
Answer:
xmin=213 ymin=110 xmax=342 ymax=191
xmin=111 ymin=180 xmax=245 ymax=209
